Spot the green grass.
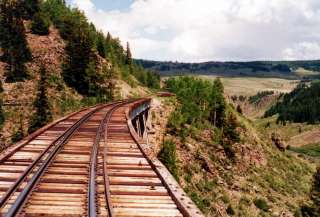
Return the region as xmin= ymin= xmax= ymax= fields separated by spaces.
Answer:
xmin=158 ymin=139 xmax=179 ymax=181
xmin=289 ymin=143 xmax=320 ymax=158
xmin=248 ymin=148 xmax=314 ymax=206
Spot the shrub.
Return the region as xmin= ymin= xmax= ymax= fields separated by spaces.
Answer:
xmin=31 ymin=12 xmax=50 ymax=35
xmin=0 ymin=100 xmax=4 ymax=128
xmin=254 ymin=198 xmax=269 ymax=212
xmin=158 ymin=139 xmax=179 ymax=181
xmin=222 ymin=113 xmax=240 ymax=159
xmin=226 ymin=205 xmax=235 ymax=215
xmin=11 ymin=128 xmax=24 ymax=143
xmin=190 ymin=192 xmax=210 ymax=212
xmin=236 ymin=104 xmax=243 ymax=114
xmin=220 ymin=192 xmax=230 ymax=204
xmin=11 ymin=115 xmax=24 ymax=143
xmin=167 ymin=110 xmax=184 ymax=133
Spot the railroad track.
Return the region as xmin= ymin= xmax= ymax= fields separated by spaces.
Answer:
xmin=0 ymin=98 xmax=204 ymax=217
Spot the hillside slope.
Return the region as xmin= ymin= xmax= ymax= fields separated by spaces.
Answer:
xmin=0 ymin=0 xmax=154 ymax=147
xmin=150 ymin=98 xmax=315 ymax=217
xmin=149 ymin=77 xmax=316 ymax=217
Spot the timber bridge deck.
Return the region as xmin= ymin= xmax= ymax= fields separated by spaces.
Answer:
xmin=0 ymin=98 xmax=203 ymax=217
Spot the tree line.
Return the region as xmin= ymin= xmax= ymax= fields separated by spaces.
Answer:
xmin=265 ymin=81 xmax=320 ymax=124
xmin=248 ymin=90 xmax=274 ymax=104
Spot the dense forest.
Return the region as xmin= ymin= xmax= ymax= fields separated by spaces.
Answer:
xmin=265 ymin=81 xmax=320 ymax=124
xmin=137 ymin=59 xmax=320 ymax=79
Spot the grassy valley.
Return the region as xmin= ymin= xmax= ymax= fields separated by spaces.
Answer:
xmin=138 ymin=59 xmax=320 ymax=80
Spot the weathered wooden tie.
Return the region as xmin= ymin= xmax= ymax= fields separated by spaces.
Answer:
xmin=0 ymin=99 xmax=204 ymax=217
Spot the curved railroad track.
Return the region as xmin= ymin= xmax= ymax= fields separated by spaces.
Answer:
xmin=0 ymin=98 xmax=204 ymax=217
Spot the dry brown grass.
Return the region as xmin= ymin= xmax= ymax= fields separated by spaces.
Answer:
xmin=198 ymin=75 xmax=299 ymax=96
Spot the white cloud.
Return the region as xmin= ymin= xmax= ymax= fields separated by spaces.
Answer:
xmin=283 ymin=42 xmax=320 ymax=60
xmin=71 ymin=0 xmax=320 ymax=62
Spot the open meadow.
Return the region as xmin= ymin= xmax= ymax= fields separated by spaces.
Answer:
xmin=198 ymin=75 xmax=299 ymax=96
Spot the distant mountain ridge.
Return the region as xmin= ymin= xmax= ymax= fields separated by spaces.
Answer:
xmin=137 ymin=59 xmax=320 ymax=79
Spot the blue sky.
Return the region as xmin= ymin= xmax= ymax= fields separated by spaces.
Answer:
xmin=69 ymin=0 xmax=320 ymax=62
xmin=67 ymin=0 xmax=132 ymax=11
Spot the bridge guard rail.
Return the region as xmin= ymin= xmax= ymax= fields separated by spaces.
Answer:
xmin=126 ymin=98 xmax=205 ymax=217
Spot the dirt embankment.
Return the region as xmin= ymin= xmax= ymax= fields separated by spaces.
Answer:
xmin=147 ymin=97 xmax=175 ymax=156
xmin=0 ymin=24 xmax=69 ymax=143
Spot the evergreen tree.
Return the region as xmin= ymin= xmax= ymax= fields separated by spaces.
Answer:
xmin=0 ymin=0 xmax=31 ymax=82
xmin=41 ymin=0 xmax=158 ymax=95
xmin=126 ymin=42 xmax=132 ymax=66
xmin=62 ymin=23 xmax=95 ymax=95
xmin=0 ymin=80 xmax=4 ymax=128
xmin=96 ymin=32 xmax=106 ymax=58
xmin=222 ymin=113 xmax=240 ymax=159
xmin=31 ymin=11 xmax=50 ymax=35
xmin=265 ymin=81 xmax=320 ymax=124
xmin=23 ymin=0 xmax=40 ymax=19
xmin=105 ymin=32 xmax=112 ymax=58
xmin=210 ymin=78 xmax=226 ymax=127
xmin=12 ymin=114 xmax=24 ymax=143
xmin=28 ymin=66 xmax=52 ymax=134
xmin=0 ymin=80 xmax=4 ymax=148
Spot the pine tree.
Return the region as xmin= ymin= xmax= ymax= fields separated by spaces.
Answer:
xmin=222 ymin=113 xmax=240 ymax=159
xmin=96 ymin=32 xmax=106 ymax=58
xmin=62 ymin=23 xmax=95 ymax=95
xmin=126 ymin=42 xmax=132 ymax=66
xmin=31 ymin=11 xmax=50 ymax=35
xmin=210 ymin=78 xmax=226 ymax=127
xmin=23 ymin=0 xmax=40 ymax=19
xmin=0 ymin=80 xmax=4 ymax=149
xmin=12 ymin=114 xmax=24 ymax=143
xmin=0 ymin=80 xmax=4 ymax=128
xmin=28 ymin=66 xmax=52 ymax=134
xmin=0 ymin=0 xmax=32 ymax=82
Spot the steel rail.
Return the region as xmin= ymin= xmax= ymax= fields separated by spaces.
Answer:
xmin=102 ymin=106 xmax=124 ymax=217
xmin=102 ymin=99 xmax=150 ymax=217
xmin=0 ymin=104 xmax=103 ymax=164
xmin=3 ymin=103 xmax=116 ymax=217
xmin=0 ymin=105 xmax=104 ymax=210
xmin=88 ymin=99 xmax=137 ymax=217
xmin=88 ymin=101 xmax=126 ymax=217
